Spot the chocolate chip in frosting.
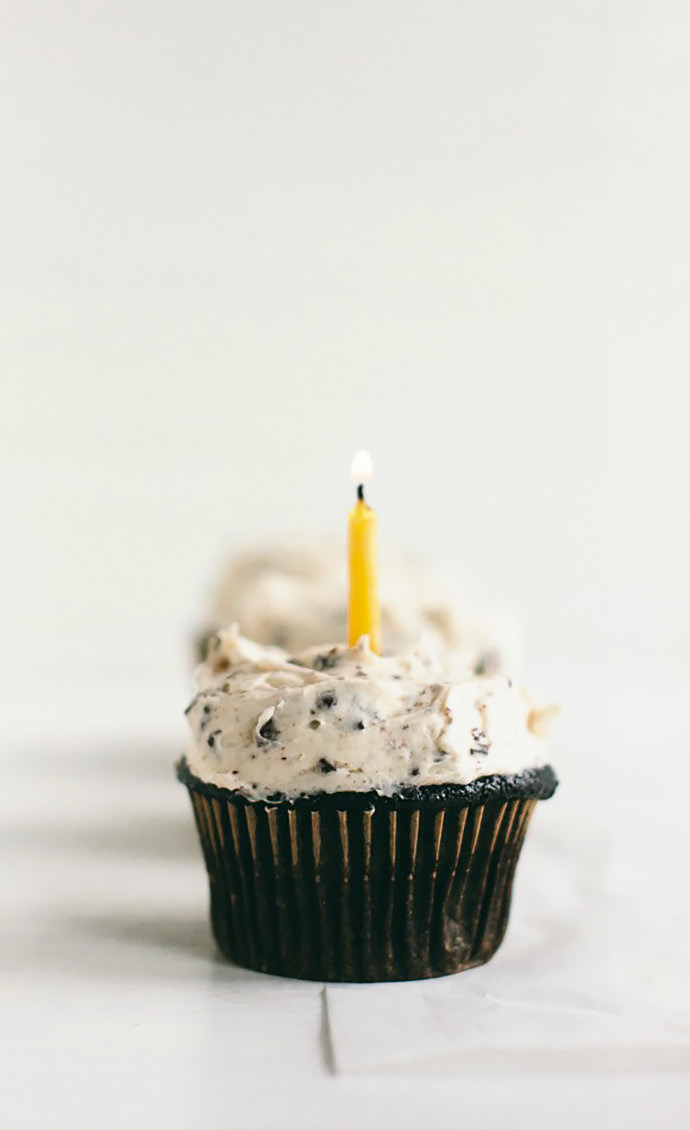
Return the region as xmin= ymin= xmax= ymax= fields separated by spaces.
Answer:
xmin=317 ymin=758 xmax=337 ymax=773
xmin=474 ymin=649 xmax=501 ymax=677
xmin=309 ymin=719 xmax=321 ymax=730
xmin=207 ymin=729 xmax=222 ymax=750
xmin=470 ymin=727 xmax=490 ymax=756
xmin=353 ymin=719 xmax=365 ymax=731
xmin=257 ymin=715 xmax=280 ymax=745
xmin=198 ymin=702 xmax=213 ymax=733
xmin=315 ymin=691 xmax=337 ymax=710
xmin=313 ymin=648 xmax=339 ymax=671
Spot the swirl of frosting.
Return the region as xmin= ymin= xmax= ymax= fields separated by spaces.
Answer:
xmin=183 ymin=627 xmax=555 ymax=801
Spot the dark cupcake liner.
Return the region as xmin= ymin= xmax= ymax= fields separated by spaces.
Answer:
xmin=177 ymin=758 xmax=557 ymax=982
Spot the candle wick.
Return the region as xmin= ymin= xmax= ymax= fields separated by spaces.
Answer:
xmin=356 ymin=483 xmax=365 ymax=502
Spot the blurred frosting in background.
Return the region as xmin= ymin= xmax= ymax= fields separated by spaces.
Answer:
xmin=200 ymin=536 xmax=520 ymax=677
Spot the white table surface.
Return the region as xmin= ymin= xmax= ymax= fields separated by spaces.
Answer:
xmin=2 ymin=673 xmax=689 ymax=1130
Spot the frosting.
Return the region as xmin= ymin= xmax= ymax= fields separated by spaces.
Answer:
xmin=206 ymin=537 xmax=519 ymax=675
xmin=184 ymin=627 xmax=552 ymax=801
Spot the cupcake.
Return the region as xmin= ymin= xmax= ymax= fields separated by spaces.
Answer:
xmin=196 ymin=536 xmax=519 ymax=677
xmin=177 ymin=627 xmax=557 ymax=982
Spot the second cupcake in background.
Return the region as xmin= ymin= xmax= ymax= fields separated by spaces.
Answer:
xmin=197 ymin=536 xmax=519 ymax=678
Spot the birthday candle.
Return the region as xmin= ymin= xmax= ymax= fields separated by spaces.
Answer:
xmin=347 ymin=450 xmax=381 ymax=654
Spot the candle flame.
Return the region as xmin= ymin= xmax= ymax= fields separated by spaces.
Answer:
xmin=350 ymin=450 xmax=373 ymax=483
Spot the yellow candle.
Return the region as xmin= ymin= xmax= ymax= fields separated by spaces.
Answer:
xmin=347 ymin=450 xmax=381 ymax=653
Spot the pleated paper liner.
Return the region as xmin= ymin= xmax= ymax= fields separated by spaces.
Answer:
xmin=177 ymin=759 xmax=557 ymax=982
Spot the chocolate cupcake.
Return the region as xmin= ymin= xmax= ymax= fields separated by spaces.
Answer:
xmin=177 ymin=628 xmax=557 ymax=982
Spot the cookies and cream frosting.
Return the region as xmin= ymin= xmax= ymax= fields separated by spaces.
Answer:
xmin=183 ymin=627 xmax=555 ymax=801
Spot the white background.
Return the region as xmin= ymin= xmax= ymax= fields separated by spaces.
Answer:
xmin=1 ymin=3 xmax=689 ymax=1128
